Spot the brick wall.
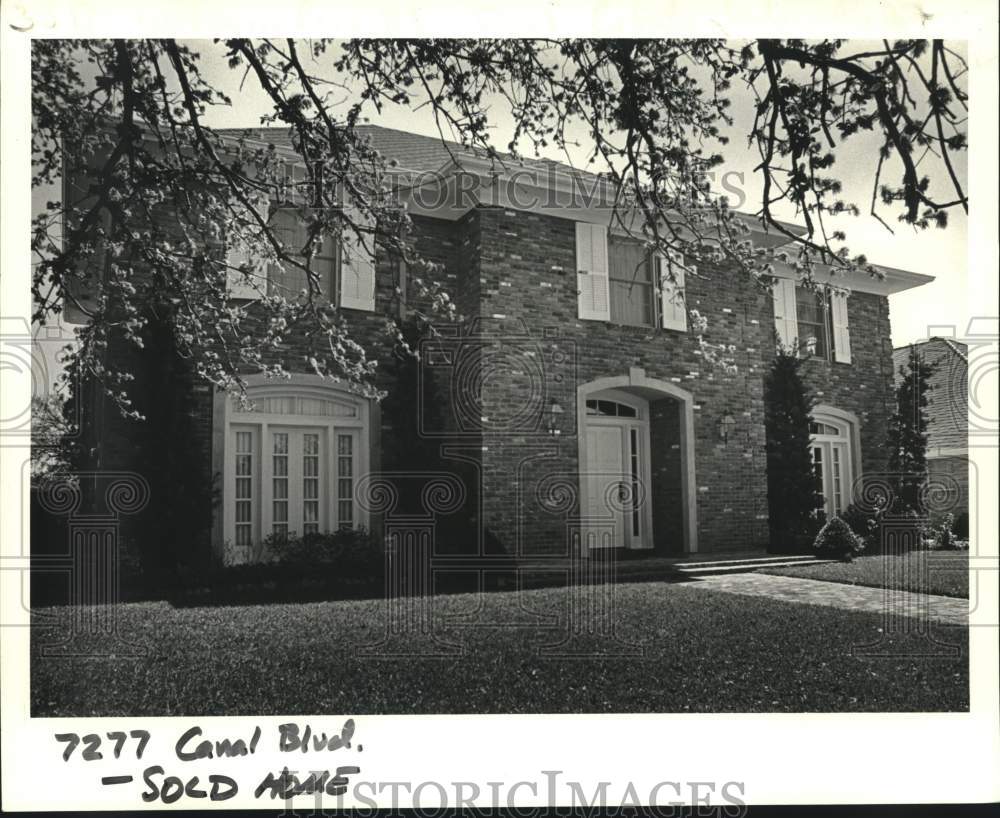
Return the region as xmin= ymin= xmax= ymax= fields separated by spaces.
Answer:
xmin=471 ymin=205 xmax=774 ymax=555
xmin=80 ymin=201 xmax=901 ymax=562
xmin=763 ymin=290 xmax=897 ymax=482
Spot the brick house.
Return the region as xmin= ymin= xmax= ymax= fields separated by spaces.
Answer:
xmin=892 ymin=337 xmax=969 ymax=520
xmin=60 ymin=124 xmax=934 ymax=564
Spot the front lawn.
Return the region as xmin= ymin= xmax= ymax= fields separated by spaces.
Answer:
xmin=759 ymin=551 xmax=969 ymax=598
xmin=32 ymin=581 xmax=967 ymax=716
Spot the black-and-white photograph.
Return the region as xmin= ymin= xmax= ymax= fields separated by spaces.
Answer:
xmin=24 ymin=35 xmax=980 ymax=714
xmin=3 ymin=10 xmax=998 ymax=811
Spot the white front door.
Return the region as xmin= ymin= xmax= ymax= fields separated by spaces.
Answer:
xmin=584 ymin=424 xmax=628 ymax=549
xmin=582 ymin=391 xmax=653 ymax=551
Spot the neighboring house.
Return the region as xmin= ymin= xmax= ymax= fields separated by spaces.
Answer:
xmin=892 ymin=337 xmax=969 ymax=520
xmin=56 ymin=124 xmax=933 ymax=563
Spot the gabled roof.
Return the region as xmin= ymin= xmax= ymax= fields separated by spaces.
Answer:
xmin=215 ymin=124 xmax=565 ymax=176
xmin=214 ymin=124 xmax=933 ymax=294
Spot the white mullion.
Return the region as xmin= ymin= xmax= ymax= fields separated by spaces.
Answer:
xmin=289 ymin=430 xmax=304 ymax=538
xmin=324 ymin=424 xmax=335 ymax=533
xmin=261 ymin=422 xmax=272 ymax=540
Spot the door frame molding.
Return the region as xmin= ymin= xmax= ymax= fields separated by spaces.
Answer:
xmin=577 ymin=368 xmax=698 ymax=554
xmin=583 ymin=393 xmax=655 ymax=550
xmin=810 ymin=404 xmax=862 ymax=511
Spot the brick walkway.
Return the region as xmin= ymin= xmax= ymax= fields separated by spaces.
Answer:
xmin=691 ymin=573 xmax=968 ymax=627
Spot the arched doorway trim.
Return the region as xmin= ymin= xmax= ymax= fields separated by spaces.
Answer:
xmin=577 ymin=367 xmax=698 ymax=554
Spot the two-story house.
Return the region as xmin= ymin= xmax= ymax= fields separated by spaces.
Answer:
xmin=58 ymin=124 xmax=934 ymax=565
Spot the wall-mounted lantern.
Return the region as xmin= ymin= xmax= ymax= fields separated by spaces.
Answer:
xmin=547 ymin=399 xmax=565 ymax=435
xmin=719 ymin=413 xmax=736 ymax=445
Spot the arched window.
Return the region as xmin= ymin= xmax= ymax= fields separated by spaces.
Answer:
xmin=219 ymin=378 xmax=370 ymax=562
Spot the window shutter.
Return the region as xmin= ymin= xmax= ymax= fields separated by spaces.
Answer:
xmin=831 ymin=290 xmax=852 ymax=364
xmin=339 ymin=199 xmax=376 ymax=312
xmin=772 ymin=277 xmax=798 ymax=350
xmin=576 ymin=221 xmax=610 ymax=321
xmin=659 ymin=251 xmax=688 ymax=332
xmin=62 ymin=172 xmax=107 ymax=323
xmin=226 ymin=198 xmax=269 ymax=300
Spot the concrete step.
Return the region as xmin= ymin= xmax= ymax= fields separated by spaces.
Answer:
xmin=675 ymin=554 xmax=818 ymax=570
xmin=675 ymin=558 xmax=836 ymax=576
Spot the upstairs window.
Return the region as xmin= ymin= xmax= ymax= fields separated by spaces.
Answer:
xmin=795 ymin=287 xmax=834 ymax=360
xmin=267 ymin=207 xmax=338 ymax=302
xmin=608 ymin=238 xmax=655 ymax=327
xmin=772 ymin=278 xmax=852 ymax=363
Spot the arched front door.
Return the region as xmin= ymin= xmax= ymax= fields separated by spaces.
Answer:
xmin=581 ymin=388 xmax=654 ymax=550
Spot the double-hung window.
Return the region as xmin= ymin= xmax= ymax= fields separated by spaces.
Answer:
xmin=576 ymin=222 xmax=688 ymax=332
xmin=795 ymin=287 xmax=835 ymax=361
xmin=772 ymin=278 xmax=852 ymax=363
xmin=608 ymin=238 xmax=656 ymax=327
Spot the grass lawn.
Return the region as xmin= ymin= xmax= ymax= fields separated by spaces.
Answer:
xmin=759 ymin=551 xmax=969 ymax=599
xmin=31 ymin=581 xmax=967 ymax=716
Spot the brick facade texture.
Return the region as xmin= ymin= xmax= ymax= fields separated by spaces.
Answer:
xmin=86 ymin=203 xmax=901 ymax=561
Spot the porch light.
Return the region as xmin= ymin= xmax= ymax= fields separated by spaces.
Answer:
xmin=546 ymin=399 xmax=565 ymax=435
xmin=719 ymin=413 xmax=736 ymax=444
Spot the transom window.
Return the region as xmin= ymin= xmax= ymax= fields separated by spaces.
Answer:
xmin=608 ymin=238 xmax=655 ymax=327
xmin=796 ymin=287 xmax=834 ymax=360
xmin=586 ymin=399 xmax=639 ymax=418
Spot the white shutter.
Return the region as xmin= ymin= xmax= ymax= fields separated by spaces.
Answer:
xmin=339 ymin=197 xmax=376 ymax=312
xmin=831 ymin=290 xmax=852 ymax=364
xmin=659 ymin=251 xmax=688 ymax=332
xmin=772 ymin=277 xmax=798 ymax=351
xmin=576 ymin=221 xmax=610 ymax=321
xmin=226 ymin=198 xmax=269 ymax=300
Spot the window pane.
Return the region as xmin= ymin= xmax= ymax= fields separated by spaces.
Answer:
xmin=609 ymin=238 xmax=652 ymax=283
xmin=303 ymin=433 xmax=319 ymax=454
xmin=233 ymin=429 xmax=254 ymax=547
xmin=338 ymin=435 xmax=353 ymax=456
xmin=267 ymin=208 xmax=338 ymax=301
xmin=609 ymin=280 xmax=654 ymax=327
xmin=796 ymin=288 xmax=831 ymax=359
xmin=609 ymin=239 xmax=654 ymax=327
xmin=337 ymin=433 xmax=355 ymax=528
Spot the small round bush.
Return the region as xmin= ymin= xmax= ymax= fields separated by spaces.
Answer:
xmin=813 ymin=516 xmax=864 ymax=561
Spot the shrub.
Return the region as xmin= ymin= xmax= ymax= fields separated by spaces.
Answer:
xmin=264 ymin=527 xmax=384 ymax=578
xmin=764 ymin=349 xmax=825 ymax=553
xmin=813 ymin=516 xmax=864 ymax=561
xmin=952 ymin=511 xmax=969 ymax=540
xmin=929 ymin=513 xmax=968 ymax=550
xmin=839 ymin=503 xmax=877 ymax=542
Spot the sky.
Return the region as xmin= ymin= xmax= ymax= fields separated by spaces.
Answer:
xmin=184 ymin=39 xmax=970 ymax=348
xmin=34 ymin=39 xmax=971 ymax=349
